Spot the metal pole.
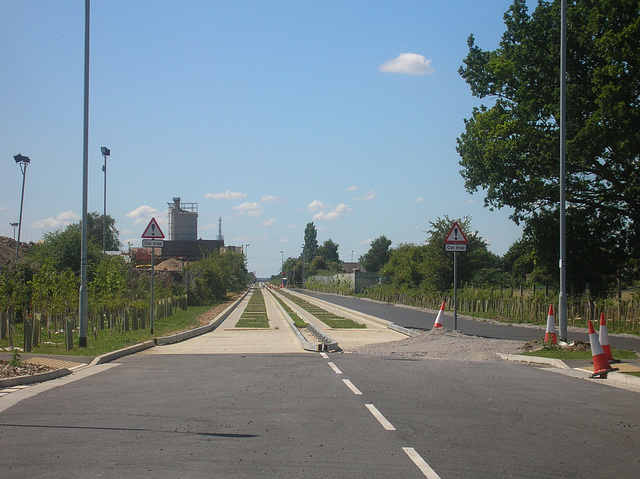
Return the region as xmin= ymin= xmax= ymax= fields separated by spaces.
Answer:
xmin=558 ymin=0 xmax=568 ymax=341
xmin=453 ymin=251 xmax=458 ymax=331
xmin=150 ymin=246 xmax=155 ymax=334
xmin=15 ymin=163 xmax=28 ymax=261
xmin=102 ymin=153 xmax=107 ymax=254
xmin=79 ymin=0 xmax=90 ymax=348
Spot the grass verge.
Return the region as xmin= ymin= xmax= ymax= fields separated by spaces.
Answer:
xmin=235 ymin=289 xmax=269 ymax=328
xmin=0 ymin=305 xmax=215 ymax=357
xmin=278 ymin=290 xmax=365 ymax=329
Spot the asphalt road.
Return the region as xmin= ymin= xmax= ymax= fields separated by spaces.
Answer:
xmin=1 ymin=289 xmax=640 ymax=477
xmin=1 ymin=351 xmax=640 ymax=478
xmin=295 ymin=289 xmax=640 ymax=352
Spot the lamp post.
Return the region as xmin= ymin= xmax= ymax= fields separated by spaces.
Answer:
xmin=13 ymin=154 xmax=31 ymax=261
xmin=101 ymin=146 xmax=111 ymax=254
xmin=280 ymin=250 xmax=284 ymax=271
xmin=10 ymin=222 xmax=19 ymax=241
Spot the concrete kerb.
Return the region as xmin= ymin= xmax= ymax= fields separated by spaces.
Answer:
xmin=498 ymin=353 xmax=640 ymax=389
xmin=263 ymin=288 xmax=323 ymax=352
xmin=497 ymin=353 xmax=572 ymax=370
xmin=1 ymin=291 xmax=252 ymax=385
xmin=287 ymin=289 xmax=421 ymax=337
xmin=0 ymin=367 xmax=73 ymax=389
xmin=155 ymin=289 xmax=250 ymax=346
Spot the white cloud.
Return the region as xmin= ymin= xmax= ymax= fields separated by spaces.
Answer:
xmin=125 ymin=205 xmax=160 ymax=225
xmin=232 ymin=202 xmax=263 ymax=217
xmin=279 ymin=238 xmax=289 ymax=243
xmin=355 ymin=190 xmax=376 ymax=201
xmin=261 ymin=217 xmax=276 ymax=227
xmin=261 ymin=195 xmax=283 ymax=203
xmin=204 ymin=190 xmax=246 ymax=200
xmin=312 ymin=203 xmax=352 ymax=221
xmin=461 ymin=199 xmax=476 ymax=204
xmin=32 ymin=210 xmax=81 ymax=230
xmin=358 ymin=238 xmax=373 ymax=245
xmin=345 ymin=185 xmax=358 ymax=192
xmin=379 ymin=53 xmax=435 ymax=76
xmin=307 ymin=200 xmax=326 ymax=211
xmin=287 ymin=224 xmax=295 ymax=229
xmin=414 ymin=196 xmax=424 ymax=203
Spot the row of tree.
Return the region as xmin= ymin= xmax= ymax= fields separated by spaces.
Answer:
xmin=0 ymin=213 xmax=250 ymax=327
xmin=278 ymin=1 xmax=640 ymax=296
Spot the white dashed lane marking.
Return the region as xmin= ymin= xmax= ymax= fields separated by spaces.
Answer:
xmin=365 ymin=403 xmax=396 ymax=431
xmin=327 ymin=362 xmax=342 ymax=375
xmin=403 ymin=447 xmax=442 ymax=479
xmin=342 ymin=378 xmax=362 ymax=395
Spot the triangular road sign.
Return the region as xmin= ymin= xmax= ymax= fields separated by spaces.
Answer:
xmin=444 ymin=222 xmax=468 ymax=244
xmin=141 ymin=218 xmax=165 ymax=239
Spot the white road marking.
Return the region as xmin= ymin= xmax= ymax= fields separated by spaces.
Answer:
xmin=365 ymin=403 xmax=396 ymax=431
xmin=327 ymin=362 xmax=342 ymax=374
xmin=320 ymin=352 xmax=329 ymax=359
xmin=342 ymin=378 xmax=362 ymax=395
xmin=403 ymin=447 xmax=442 ymax=479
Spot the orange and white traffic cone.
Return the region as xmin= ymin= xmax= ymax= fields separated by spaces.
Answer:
xmin=598 ymin=313 xmax=620 ymax=363
xmin=588 ymin=320 xmax=618 ymax=379
xmin=433 ymin=302 xmax=445 ymax=329
xmin=544 ymin=305 xmax=557 ymax=344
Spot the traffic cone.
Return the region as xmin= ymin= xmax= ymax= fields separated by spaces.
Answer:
xmin=544 ymin=305 xmax=557 ymax=344
xmin=588 ymin=321 xmax=618 ymax=379
xmin=598 ymin=313 xmax=620 ymax=363
xmin=433 ymin=302 xmax=445 ymax=329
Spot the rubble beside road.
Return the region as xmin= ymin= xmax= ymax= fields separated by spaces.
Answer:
xmin=351 ymin=327 xmax=526 ymax=361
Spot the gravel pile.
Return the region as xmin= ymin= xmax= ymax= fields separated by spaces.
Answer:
xmin=351 ymin=327 xmax=526 ymax=362
xmin=0 ymin=360 xmax=55 ymax=379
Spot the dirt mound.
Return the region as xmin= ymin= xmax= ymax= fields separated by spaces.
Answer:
xmin=351 ymin=327 xmax=526 ymax=362
xmin=0 ymin=236 xmax=33 ymax=265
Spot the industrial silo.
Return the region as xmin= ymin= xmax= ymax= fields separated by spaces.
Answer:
xmin=168 ymin=197 xmax=198 ymax=241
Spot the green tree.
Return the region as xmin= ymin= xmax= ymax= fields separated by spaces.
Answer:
xmin=457 ymin=0 xmax=640 ymax=258
xmin=302 ymin=222 xmax=319 ymax=263
xmin=317 ymin=239 xmax=340 ymax=264
xmin=186 ymin=251 xmax=248 ymax=305
xmin=360 ymin=235 xmax=392 ymax=273
xmin=89 ymin=255 xmax=131 ymax=309
xmin=29 ymin=212 xmax=119 ymax=276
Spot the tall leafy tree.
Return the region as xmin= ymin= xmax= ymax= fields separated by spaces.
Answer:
xmin=457 ymin=0 xmax=640 ymax=260
xmin=360 ymin=235 xmax=392 ymax=273
xmin=302 ymin=222 xmax=319 ymax=262
xmin=317 ymin=239 xmax=340 ymax=264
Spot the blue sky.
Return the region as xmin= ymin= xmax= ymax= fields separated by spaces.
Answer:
xmin=1 ymin=0 xmax=530 ymax=277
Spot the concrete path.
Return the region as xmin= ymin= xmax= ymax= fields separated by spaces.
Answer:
xmin=142 ymin=288 xmax=306 ymax=355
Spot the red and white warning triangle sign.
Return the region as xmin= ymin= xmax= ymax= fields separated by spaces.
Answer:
xmin=141 ymin=217 xmax=165 ymax=239
xmin=444 ymin=222 xmax=467 ymax=244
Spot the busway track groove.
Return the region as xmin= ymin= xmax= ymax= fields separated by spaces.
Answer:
xmin=318 ymin=351 xmax=443 ymax=479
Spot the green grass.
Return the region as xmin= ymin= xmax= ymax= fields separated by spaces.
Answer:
xmin=0 ymin=305 xmax=214 ymax=357
xmin=235 ymin=289 xmax=269 ymax=328
xmin=278 ymin=290 xmax=366 ymax=329
xmin=523 ymin=346 xmax=638 ymax=361
xmin=270 ymin=291 xmax=307 ymax=328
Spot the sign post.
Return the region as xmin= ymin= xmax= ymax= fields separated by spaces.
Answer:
xmin=142 ymin=218 xmax=165 ymax=334
xmin=445 ymin=222 xmax=468 ymax=330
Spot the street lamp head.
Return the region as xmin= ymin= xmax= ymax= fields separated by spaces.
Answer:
xmin=101 ymin=147 xmax=110 ymax=157
xmin=13 ymin=154 xmax=30 ymax=165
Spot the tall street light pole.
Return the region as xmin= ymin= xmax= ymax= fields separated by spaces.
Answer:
xmin=101 ymin=146 xmax=110 ymax=254
xmin=13 ymin=154 xmax=31 ymax=261
xmin=558 ymin=0 xmax=568 ymax=341
xmin=79 ymin=0 xmax=91 ymax=348
xmin=10 ymin=222 xmax=19 ymax=241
